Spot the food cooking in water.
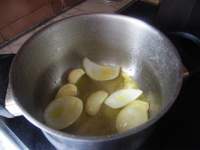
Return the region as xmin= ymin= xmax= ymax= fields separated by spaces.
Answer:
xmin=68 ymin=68 xmax=85 ymax=84
xmin=104 ymin=89 xmax=143 ymax=109
xmin=44 ymin=96 xmax=83 ymax=130
xmin=122 ymin=72 xmax=139 ymax=89
xmin=86 ymin=90 xmax=108 ymax=116
xmin=116 ymin=100 xmax=149 ymax=133
xmin=83 ymin=57 xmax=120 ymax=81
xmin=44 ymin=57 xmax=150 ymax=135
xmin=55 ymin=83 xmax=78 ymax=98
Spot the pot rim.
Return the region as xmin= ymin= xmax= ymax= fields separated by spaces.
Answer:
xmin=9 ymin=13 xmax=184 ymax=142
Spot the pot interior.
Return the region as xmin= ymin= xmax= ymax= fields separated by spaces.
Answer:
xmin=11 ymin=14 xmax=183 ymax=136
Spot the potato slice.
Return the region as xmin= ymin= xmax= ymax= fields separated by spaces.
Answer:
xmin=86 ymin=91 xmax=108 ymax=116
xmin=83 ymin=57 xmax=120 ymax=81
xmin=68 ymin=68 xmax=85 ymax=84
xmin=104 ymin=89 xmax=143 ymax=109
xmin=55 ymin=84 xmax=77 ymax=99
xmin=116 ymin=100 xmax=149 ymax=133
xmin=44 ymin=96 xmax=83 ymax=130
xmin=122 ymin=72 xmax=138 ymax=89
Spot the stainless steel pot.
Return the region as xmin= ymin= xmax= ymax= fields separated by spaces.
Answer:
xmin=0 ymin=14 xmax=184 ymax=150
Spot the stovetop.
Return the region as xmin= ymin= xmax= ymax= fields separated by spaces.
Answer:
xmin=1 ymin=1 xmax=200 ymax=150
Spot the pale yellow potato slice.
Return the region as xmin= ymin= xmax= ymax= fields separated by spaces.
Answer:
xmin=68 ymin=68 xmax=85 ymax=84
xmin=86 ymin=91 xmax=108 ymax=116
xmin=116 ymin=100 xmax=149 ymax=133
xmin=44 ymin=96 xmax=83 ymax=130
xmin=104 ymin=89 xmax=143 ymax=109
xmin=55 ymin=83 xmax=77 ymax=99
xmin=122 ymin=72 xmax=138 ymax=89
xmin=83 ymin=57 xmax=120 ymax=81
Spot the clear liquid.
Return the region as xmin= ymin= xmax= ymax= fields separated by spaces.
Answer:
xmin=63 ymin=72 xmax=148 ymax=136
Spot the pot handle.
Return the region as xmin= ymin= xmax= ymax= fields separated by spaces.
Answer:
xmin=168 ymin=32 xmax=200 ymax=78
xmin=0 ymin=54 xmax=22 ymax=118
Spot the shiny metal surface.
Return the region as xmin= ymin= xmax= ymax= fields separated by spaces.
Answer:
xmin=0 ymin=119 xmax=28 ymax=150
xmin=43 ymin=128 xmax=153 ymax=150
xmin=5 ymin=83 xmax=22 ymax=117
xmin=7 ymin=14 xmax=183 ymax=149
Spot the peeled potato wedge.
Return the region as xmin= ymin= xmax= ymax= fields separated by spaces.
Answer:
xmin=55 ymin=83 xmax=78 ymax=99
xmin=44 ymin=96 xmax=83 ymax=130
xmin=83 ymin=57 xmax=120 ymax=81
xmin=68 ymin=68 xmax=85 ymax=84
xmin=104 ymin=89 xmax=143 ymax=109
xmin=116 ymin=100 xmax=149 ymax=133
xmin=86 ymin=90 xmax=108 ymax=116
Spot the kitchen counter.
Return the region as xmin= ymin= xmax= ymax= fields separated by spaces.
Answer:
xmin=0 ymin=0 xmax=159 ymax=54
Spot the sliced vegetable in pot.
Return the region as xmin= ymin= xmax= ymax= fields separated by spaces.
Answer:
xmin=85 ymin=90 xmax=108 ymax=116
xmin=44 ymin=57 xmax=151 ymax=135
xmin=44 ymin=96 xmax=83 ymax=130
xmin=68 ymin=68 xmax=85 ymax=84
xmin=83 ymin=57 xmax=120 ymax=81
xmin=55 ymin=83 xmax=78 ymax=99
xmin=104 ymin=89 xmax=143 ymax=109
xmin=116 ymin=100 xmax=149 ymax=133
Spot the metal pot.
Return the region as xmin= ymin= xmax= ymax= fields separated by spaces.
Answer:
xmin=0 ymin=14 xmax=184 ymax=150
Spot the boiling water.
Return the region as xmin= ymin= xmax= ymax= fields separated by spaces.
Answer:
xmin=63 ymin=72 xmax=150 ymax=136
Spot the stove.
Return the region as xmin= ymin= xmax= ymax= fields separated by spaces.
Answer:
xmin=1 ymin=1 xmax=200 ymax=150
